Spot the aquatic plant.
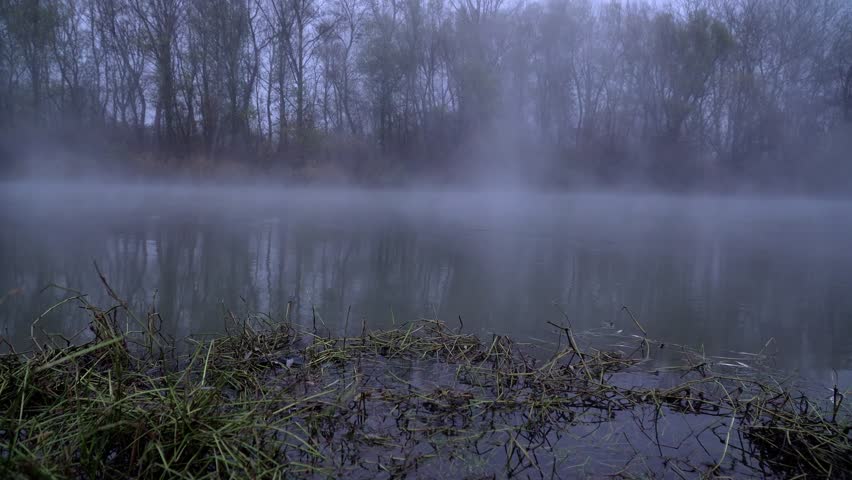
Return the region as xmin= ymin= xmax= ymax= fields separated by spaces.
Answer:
xmin=0 ymin=284 xmax=849 ymax=479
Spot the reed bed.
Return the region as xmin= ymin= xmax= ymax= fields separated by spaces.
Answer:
xmin=0 ymin=288 xmax=849 ymax=479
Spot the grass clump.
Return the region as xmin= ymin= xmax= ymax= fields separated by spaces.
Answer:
xmin=0 ymin=286 xmax=849 ymax=479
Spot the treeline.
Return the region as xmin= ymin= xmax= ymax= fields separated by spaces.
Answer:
xmin=1 ymin=0 xmax=851 ymax=188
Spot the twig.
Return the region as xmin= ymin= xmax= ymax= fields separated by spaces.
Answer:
xmin=93 ymin=260 xmax=128 ymax=309
xmin=622 ymin=305 xmax=647 ymax=337
xmin=547 ymin=320 xmax=593 ymax=381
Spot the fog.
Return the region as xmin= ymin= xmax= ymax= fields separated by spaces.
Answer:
xmin=4 ymin=2 xmax=852 ymax=475
xmin=2 ymin=0 xmax=852 ymax=380
xmin=1 ymin=0 xmax=851 ymax=191
xmin=1 ymin=182 xmax=850 ymax=386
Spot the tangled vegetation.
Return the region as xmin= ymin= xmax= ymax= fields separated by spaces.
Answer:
xmin=0 ymin=283 xmax=849 ymax=479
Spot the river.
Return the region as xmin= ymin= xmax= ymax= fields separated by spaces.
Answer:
xmin=1 ymin=182 xmax=850 ymax=382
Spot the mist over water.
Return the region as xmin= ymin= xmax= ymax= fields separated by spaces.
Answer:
xmin=2 ymin=182 xmax=851 ymax=380
xmin=3 ymin=0 xmax=852 ymax=474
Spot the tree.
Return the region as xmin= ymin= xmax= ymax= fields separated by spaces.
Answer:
xmin=130 ymin=0 xmax=182 ymax=151
xmin=2 ymin=0 xmax=59 ymax=124
xmin=1 ymin=0 xmax=850 ymax=190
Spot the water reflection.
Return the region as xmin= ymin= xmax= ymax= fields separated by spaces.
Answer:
xmin=1 ymin=186 xmax=850 ymax=378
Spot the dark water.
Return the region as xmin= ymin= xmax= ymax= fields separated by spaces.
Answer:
xmin=1 ymin=182 xmax=851 ymax=380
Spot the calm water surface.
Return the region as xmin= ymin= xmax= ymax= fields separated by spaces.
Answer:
xmin=1 ymin=183 xmax=851 ymax=380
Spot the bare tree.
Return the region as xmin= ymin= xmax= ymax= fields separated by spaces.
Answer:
xmin=130 ymin=0 xmax=182 ymax=150
xmin=1 ymin=0 xmax=850 ymax=188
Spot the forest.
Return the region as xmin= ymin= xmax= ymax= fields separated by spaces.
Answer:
xmin=1 ymin=0 xmax=851 ymax=189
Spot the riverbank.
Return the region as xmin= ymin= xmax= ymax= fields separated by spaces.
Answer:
xmin=1 ymin=291 xmax=850 ymax=479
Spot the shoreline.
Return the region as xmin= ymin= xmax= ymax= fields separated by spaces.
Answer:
xmin=1 ymin=292 xmax=849 ymax=479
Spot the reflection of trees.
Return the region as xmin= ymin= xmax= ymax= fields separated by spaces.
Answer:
xmin=1 ymin=206 xmax=851 ymax=372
